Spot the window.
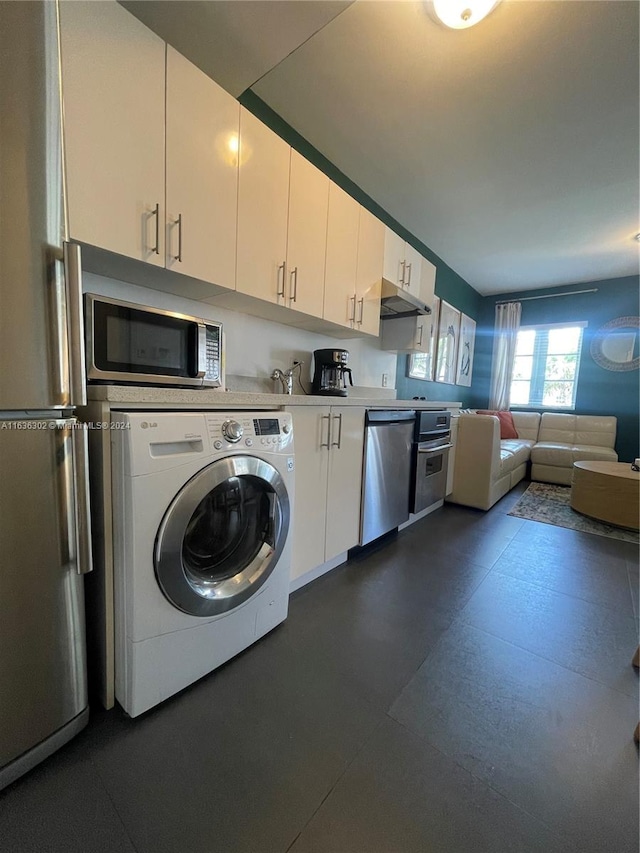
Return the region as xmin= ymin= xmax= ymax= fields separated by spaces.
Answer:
xmin=510 ymin=322 xmax=587 ymax=409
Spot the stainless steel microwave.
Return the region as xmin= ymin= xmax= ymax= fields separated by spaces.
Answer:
xmin=85 ymin=294 xmax=223 ymax=388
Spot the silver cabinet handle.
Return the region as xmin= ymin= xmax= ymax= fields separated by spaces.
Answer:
xmin=357 ymin=297 xmax=364 ymax=325
xmin=417 ymin=323 xmax=424 ymax=348
xmin=331 ymin=413 xmax=343 ymax=449
xmin=71 ymin=424 xmax=93 ymax=575
xmin=63 ymin=242 xmax=86 ymax=407
xmin=173 ymin=213 xmax=183 ymax=262
xmin=320 ymin=414 xmax=331 ymax=449
xmin=289 ymin=266 xmax=298 ymax=303
xmin=405 ymin=262 xmax=412 ymax=287
xmin=150 ymin=202 xmax=160 ymax=255
xmin=277 ymin=260 xmax=286 ymax=299
xmin=398 ymin=259 xmax=406 ymax=286
xmin=349 ymin=295 xmax=356 ymax=323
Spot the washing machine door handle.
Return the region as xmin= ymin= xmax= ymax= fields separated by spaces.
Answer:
xmin=154 ymin=455 xmax=290 ymax=617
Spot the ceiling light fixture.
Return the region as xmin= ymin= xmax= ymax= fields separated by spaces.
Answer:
xmin=635 ymin=233 xmax=640 ymax=242
xmin=431 ymin=0 xmax=500 ymax=29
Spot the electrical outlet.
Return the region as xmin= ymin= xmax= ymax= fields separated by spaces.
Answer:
xmin=382 ymin=373 xmax=389 ymax=387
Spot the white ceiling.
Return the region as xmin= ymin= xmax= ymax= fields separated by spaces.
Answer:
xmin=123 ymin=0 xmax=639 ymax=296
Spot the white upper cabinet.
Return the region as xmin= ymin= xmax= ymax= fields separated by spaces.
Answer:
xmin=403 ymin=243 xmax=423 ymax=300
xmin=285 ymin=151 xmax=329 ymax=317
xmin=419 ymin=255 xmax=437 ymax=308
xmin=383 ymin=228 xmax=406 ymax=287
xmin=60 ymin=1 xmax=166 ymax=265
xmin=354 ymin=209 xmax=384 ymax=337
xmin=236 ymin=108 xmax=291 ymax=304
xmin=382 ymin=226 xmax=435 ymax=309
xmin=323 ymin=184 xmax=360 ymax=329
xmin=165 ymin=47 xmax=239 ymax=289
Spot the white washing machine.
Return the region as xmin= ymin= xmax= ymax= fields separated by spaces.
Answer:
xmin=111 ymin=410 xmax=294 ymax=717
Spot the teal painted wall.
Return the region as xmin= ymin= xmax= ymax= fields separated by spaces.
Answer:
xmin=474 ymin=276 xmax=640 ymax=462
xmin=240 ymin=91 xmax=484 ymax=406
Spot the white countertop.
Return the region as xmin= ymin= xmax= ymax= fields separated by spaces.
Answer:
xmin=86 ymin=385 xmax=461 ymax=411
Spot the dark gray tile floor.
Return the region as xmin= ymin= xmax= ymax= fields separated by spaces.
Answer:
xmin=1 ymin=481 xmax=638 ymax=852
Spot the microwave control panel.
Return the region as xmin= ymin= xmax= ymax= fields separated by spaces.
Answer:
xmin=204 ymin=325 xmax=221 ymax=384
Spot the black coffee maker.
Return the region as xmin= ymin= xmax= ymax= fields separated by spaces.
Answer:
xmin=312 ymin=349 xmax=353 ymax=396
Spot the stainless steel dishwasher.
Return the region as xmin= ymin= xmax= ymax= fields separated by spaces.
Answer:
xmin=359 ymin=410 xmax=416 ymax=546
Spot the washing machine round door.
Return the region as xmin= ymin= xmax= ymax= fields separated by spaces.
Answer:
xmin=154 ymin=455 xmax=290 ymax=617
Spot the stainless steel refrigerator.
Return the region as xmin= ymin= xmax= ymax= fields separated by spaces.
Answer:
xmin=0 ymin=0 xmax=93 ymax=790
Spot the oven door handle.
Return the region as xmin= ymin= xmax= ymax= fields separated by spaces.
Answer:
xmin=418 ymin=429 xmax=451 ymax=442
xmin=418 ymin=443 xmax=452 ymax=454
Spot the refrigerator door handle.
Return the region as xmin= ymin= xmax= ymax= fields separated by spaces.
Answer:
xmin=63 ymin=241 xmax=87 ymax=407
xmin=71 ymin=424 xmax=93 ymax=575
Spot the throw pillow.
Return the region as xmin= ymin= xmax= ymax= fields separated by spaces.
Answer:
xmin=476 ymin=410 xmax=518 ymax=440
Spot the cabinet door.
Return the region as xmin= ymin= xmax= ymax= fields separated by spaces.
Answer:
xmin=382 ymin=227 xmax=405 ymax=286
xmin=165 ymin=47 xmax=239 ymax=289
xmin=419 ymin=256 xmax=437 ymax=309
xmin=60 ymin=1 xmax=165 ymax=265
xmin=323 ymin=184 xmax=359 ymax=328
xmin=325 ymin=407 xmax=365 ymax=561
xmin=403 ymin=243 xmax=423 ymax=299
xmin=286 ymin=152 xmax=329 ymax=318
xmin=354 ymin=209 xmax=384 ymax=337
xmin=285 ymin=407 xmax=330 ymax=582
xmin=381 ymin=316 xmax=425 ymax=352
xmin=236 ymin=108 xmax=290 ymax=303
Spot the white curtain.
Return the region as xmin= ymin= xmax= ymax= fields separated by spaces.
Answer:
xmin=489 ymin=301 xmax=522 ymax=410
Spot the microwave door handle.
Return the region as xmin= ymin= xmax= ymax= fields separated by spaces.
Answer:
xmin=195 ymin=323 xmax=206 ymax=379
xmin=418 ymin=443 xmax=453 ymax=454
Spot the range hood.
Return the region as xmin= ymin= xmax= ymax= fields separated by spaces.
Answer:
xmin=379 ymin=280 xmax=432 ymax=318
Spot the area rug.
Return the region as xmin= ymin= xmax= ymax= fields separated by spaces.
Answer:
xmin=508 ymin=482 xmax=639 ymax=543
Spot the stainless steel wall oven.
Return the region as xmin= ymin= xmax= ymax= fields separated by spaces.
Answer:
xmin=411 ymin=410 xmax=452 ymax=513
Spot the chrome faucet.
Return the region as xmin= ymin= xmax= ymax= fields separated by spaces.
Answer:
xmin=271 ymin=368 xmax=294 ymax=395
xmin=271 ymin=361 xmax=304 ymax=396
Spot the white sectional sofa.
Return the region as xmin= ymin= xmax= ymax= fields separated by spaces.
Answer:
xmin=530 ymin=413 xmax=619 ymax=485
xmin=448 ymin=411 xmax=618 ymax=510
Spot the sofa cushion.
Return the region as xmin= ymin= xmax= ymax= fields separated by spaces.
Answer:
xmin=510 ymin=412 xmax=541 ymax=442
xmin=531 ymin=442 xmax=574 ymax=467
xmin=531 ymin=441 xmax=618 ymax=467
xmin=477 ymin=410 xmax=518 ymax=439
xmin=499 ymin=448 xmax=521 ymax=476
xmin=572 ymin=445 xmax=618 ymax=463
xmin=538 ymin=413 xmax=616 ymax=449
xmin=501 ymin=439 xmax=534 ymax=466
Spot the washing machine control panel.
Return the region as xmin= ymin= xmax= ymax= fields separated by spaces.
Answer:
xmin=221 ymin=419 xmax=243 ymax=443
xmin=205 ymin=413 xmax=294 ymax=453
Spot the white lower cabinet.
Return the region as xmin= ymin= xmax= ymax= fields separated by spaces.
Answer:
xmin=286 ymin=406 xmax=365 ymax=583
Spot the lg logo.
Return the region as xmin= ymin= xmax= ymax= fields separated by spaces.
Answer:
xmin=140 ymin=421 xmax=158 ymax=430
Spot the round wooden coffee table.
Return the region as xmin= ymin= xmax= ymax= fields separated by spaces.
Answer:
xmin=571 ymin=461 xmax=640 ymax=531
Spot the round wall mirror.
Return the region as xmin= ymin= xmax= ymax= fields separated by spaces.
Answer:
xmin=590 ymin=316 xmax=640 ymax=371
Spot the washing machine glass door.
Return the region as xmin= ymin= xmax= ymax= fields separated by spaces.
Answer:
xmin=155 ymin=456 xmax=290 ymax=617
